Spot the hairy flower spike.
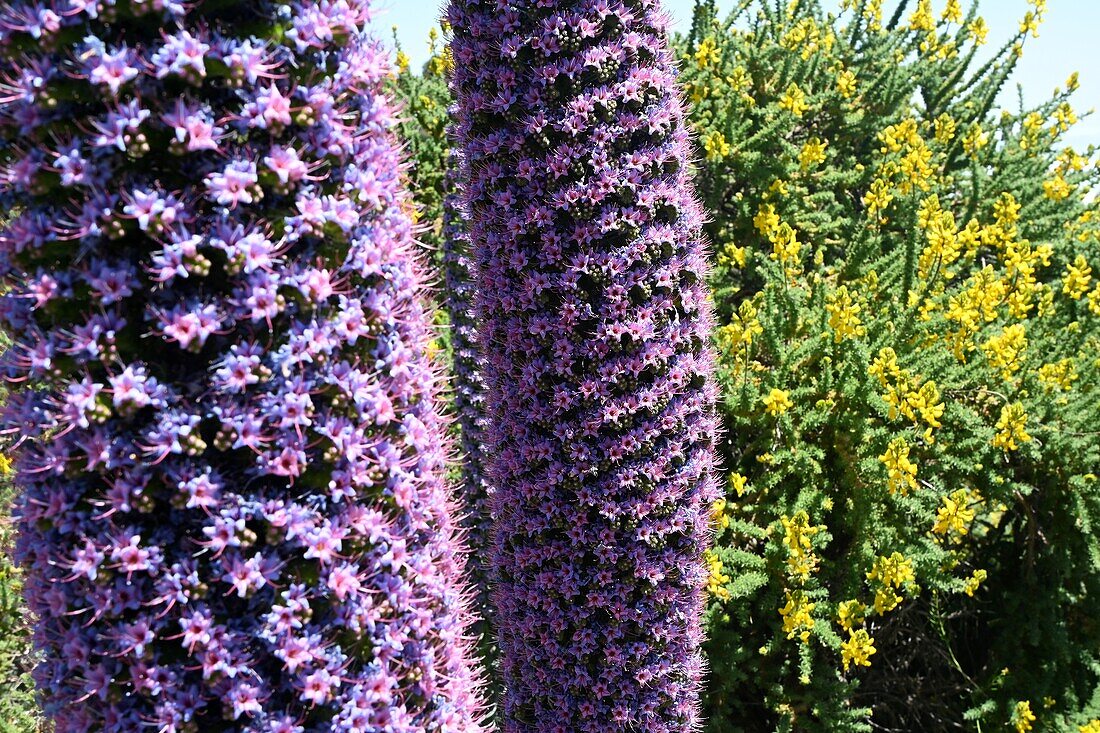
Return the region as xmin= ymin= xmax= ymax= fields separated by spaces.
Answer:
xmin=0 ymin=2 xmax=485 ymax=730
xmin=442 ymin=136 xmax=496 ymax=659
xmin=449 ymin=1 xmax=721 ymax=730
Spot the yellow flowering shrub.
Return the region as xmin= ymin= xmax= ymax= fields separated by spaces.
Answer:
xmin=682 ymin=1 xmax=1100 ymax=731
xmin=389 ymin=28 xmax=452 ymax=252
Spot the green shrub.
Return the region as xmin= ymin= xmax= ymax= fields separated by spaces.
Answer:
xmin=679 ymin=1 xmax=1100 ymax=731
xmin=391 ymin=28 xmax=453 ymax=254
xmin=1 ymin=459 xmax=40 ymax=732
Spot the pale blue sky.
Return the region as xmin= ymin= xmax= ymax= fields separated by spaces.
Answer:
xmin=379 ymin=0 xmax=1099 ymax=147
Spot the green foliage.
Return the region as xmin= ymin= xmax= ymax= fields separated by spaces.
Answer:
xmin=390 ymin=29 xmax=453 ymax=254
xmin=0 ymin=468 xmax=41 ymax=733
xmin=680 ymin=1 xmax=1100 ymax=731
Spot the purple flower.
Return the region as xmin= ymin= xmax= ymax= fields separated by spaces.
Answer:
xmin=82 ymin=37 xmax=139 ymax=95
xmin=0 ymin=0 xmax=486 ymax=729
xmin=163 ymin=100 xmax=223 ymax=152
xmin=206 ymin=159 xmax=261 ymax=208
xmin=264 ymin=145 xmax=309 ymax=187
xmin=449 ymin=0 xmax=720 ymax=729
xmin=151 ymin=29 xmax=210 ymax=81
xmin=442 ymin=136 xmax=497 ymax=666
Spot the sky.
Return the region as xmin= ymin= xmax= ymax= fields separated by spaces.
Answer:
xmin=381 ymin=0 xmax=1100 ymax=148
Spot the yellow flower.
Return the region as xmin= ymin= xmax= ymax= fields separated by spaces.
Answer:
xmin=837 ymin=599 xmax=866 ymax=631
xmin=717 ymin=242 xmax=746 ymax=268
xmin=933 ymin=114 xmax=956 ymax=144
xmin=395 ymin=49 xmax=410 ymax=74
xmin=1063 ymin=255 xmax=1093 ymax=299
xmin=907 ymin=0 xmax=934 ymax=32
xmin=781 ymin=511 xmax=818 ymax=551
xmin=781 ymin=18 xmax=828 ymax=60
xmin=705 ymin=550 xmax=731 ymax=601
xmin=898 ymin=143 xmax=934 ymax=193
xmin=1089 ymin=283 xmax=1100 ymax=316
xmin=1043 ymin=174 xmax=1072 ymax=201
xmin=994 ymin=192 xmax=1021 ymax=226
xmin=1038 ymin=359 xmax=1078 ymax=392
xmin=982 ymin=324 xmax=1027 ymax=379
xmin=1079 ymin=719 xmax=1100 ymax=733
xmin=710 ymin=499 xmax=731 ymax=531
xmin=754 ymin=203 xmax=780 ymax=238
xmin=770 ymin=223 xmax=803 ymax=276
xmin=869 ymin=347 xmax=901 ymax=385
xmin=703 ymin=130 xmax=731 ymax=162
xmin=779 ymin=590 xmax=816 ymax=643
xmin=911 ymin=381 xmax=944 ymax=430
xmin=762 ymin=388 xmax=793 ymax=416
xmin=919 ymin=198 xmax=962 ymax=279
xmin=0 ymin=454 xmax=11 ymax=475
xmin=873 ymin=586 xmax=903 ymax=614
xmin=1014 ymin=701 xmax=1037 ymax=733
xmin=799 ymin=137 xmax=827 ymax=170
xmin=941 ymin=0 xmax=962 ymax=24
xmin=868 ymin=552 xmax=916 ymax=589
xmin=1022 ymin=111 xmax=1045 ymax=139
xmin=879 ymin=438 xmax=917 ymax=495
xmin=778 ymin=82 xmax=809 ymax=118
xmin=932 ymin=489 xmax=980 ymax=541
xmin=825 ymin=286 xmax=866 ymax=342
xmin=968 ymin=17 xmax=989 ymax=45
xmin=879 ymin=119 xmax=920 ymax=153
xmin=841 ymin=629 xmax=876 ymax=671
xmin=868 ymin=553 xmax=915 ymax=614
xmin=730 ymin=472 xmax=749 ymax=497
xmin=963 ymin=568 xmax=987 ymax=597
xmin=863 ymin=178 xmax=893 ymax=217
xmin=694 ymin=37 xmax=720 ymax=69
xmin=962 ymin=123 xmax=988 ymax=156
xmin=836 ymin=68 xmax=857 ymax=98
xmin=1020 ymin=10 xmax=1041 ymax=37
xmin=717 ymin=301 xmax=764 ymax=356
xmin=992 ymin=403 xmax=1031 ymax=452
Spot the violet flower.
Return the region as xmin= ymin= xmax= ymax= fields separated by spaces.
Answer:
xmin=448 ymin=0 xmax=720 ymax=730
xmin=441 ymin=136 xmax=496 ymax=668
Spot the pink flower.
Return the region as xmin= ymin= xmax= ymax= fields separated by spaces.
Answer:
xmin=206 ymin=160 xmax=260 ymax=208
xmin=264 ymin=146 xmax=309 ymax=185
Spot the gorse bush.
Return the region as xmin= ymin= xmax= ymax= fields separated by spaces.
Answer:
xmin=449 ymin=0 xmax=720 ymax=730
xmin=679 ymin=0 xmax=1100 ymax=731
xmin=0 ymin=0 xmax=485 ymax=731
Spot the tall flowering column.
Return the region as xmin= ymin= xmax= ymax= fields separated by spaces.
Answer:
xmin=0 ymin=1 xmax=485 ymax=731
xmin=449 ymin=1 xmax=720 ymax=730
xmin=442 ymin=139 xmax=496 ymax=657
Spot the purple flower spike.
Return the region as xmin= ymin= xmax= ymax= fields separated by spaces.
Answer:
xmin=441 ymin=134 xmax=495 ymax=660
xmin=0 ymin=1 xmax=485 ymax=731
xmin=448 ymin=0 xmax=721 ymax=730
